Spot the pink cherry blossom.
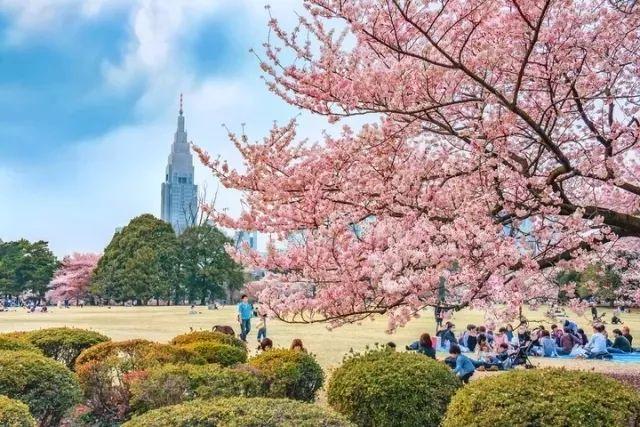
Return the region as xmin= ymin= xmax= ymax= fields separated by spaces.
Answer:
xmin=47 ymin=253 xmax=101 ymax=304
xmin=195 ymin=0 xmax=640 ymax=330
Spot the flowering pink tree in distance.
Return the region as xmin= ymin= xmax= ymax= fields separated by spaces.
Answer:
xmin=47 ymin=253 xmax=101 ymax=304
xmin=194 ymin=0 xmax=640 ymax=329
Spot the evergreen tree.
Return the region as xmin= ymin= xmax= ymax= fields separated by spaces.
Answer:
xmin=179 ymin=224 xmax=245 ymax=305
xmin=92 ymin=214 xmax=180 ymax=304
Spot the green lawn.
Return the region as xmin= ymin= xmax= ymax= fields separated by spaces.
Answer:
xmin=0 ymin=305 xmax=637 ymax=373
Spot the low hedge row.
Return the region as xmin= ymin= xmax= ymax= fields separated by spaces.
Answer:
xmin=0 ymin=327 xmax=110 ymax=369
xmin=128 ymin=363 xmax=266 ymax=414
xmin=0 ymin=336 xmax=42 ymax=354
xmin=442 ymin=368 xmax=640 ymax=426
xmin=248 ymin=349 xmax=325 ymax=402
xmin=182 ymin=341 xmax=247 ymax=366
xmin=75 ymin=339 xmax=204 ymax=422
xmin=0 ymin=350 xmax=81 ymax=427
xmin=0 ymin=395 xmax=36 ymax=427
xmin=25 ymin=327 xmax=110 ymax=368
xmin=123 ymin=397 xmax=353 ymax=427
xmin=171 ymin=331 xmax=246 ymax=350
xmin=327 ymin=348 xmax=460 ymax=426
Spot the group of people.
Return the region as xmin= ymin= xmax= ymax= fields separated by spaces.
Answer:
xmin=402 ymin=317 xmax=638 ymax=383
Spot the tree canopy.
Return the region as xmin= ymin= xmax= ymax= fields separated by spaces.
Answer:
xmin=92 ymin=214 xmax=181 ymax=304
xmin=47 ymin=253 xmax=101 ymax=304
xmin=179 ymin=224 xmax=245 ymax=304
xmin=194 ymin=0 xmax=640 ymax=328
xmin=0 ymin=239 xmax=57 ymax=299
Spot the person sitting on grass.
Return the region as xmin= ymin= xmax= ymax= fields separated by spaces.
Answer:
xmin=449 ymin=344 xmax=475 ymax=383
xmin=609 ymin=329 xmax=632 ymax=353
xmin=438 ymin=322 xmax=457 ymax=348
xmin=557 ymin=327 xmax=578 ymax=355
xmin=539 ymin=330 xmax=558 ymax=357
xmin=492 ymin=327 xmax=509 ymax=349
xmin=563 ymin=319 xmax=579 ymax=334
xmin=406 ymin=333 xmax=436 ymax=359
xmin=459 ymin=324 xmax=476 ymax=350
xmin=623 ymin=325 xmax=633 ymax=347
xmin=584 ymin=324 xmax=610 ymax=359
xmin=475 ymin=334 xmax=493 ymax=361
xmin=477 ymin=343 xmax=511 ymax=371
xmin=290 ymin=338 xmax=307 ymax=352
xmin=550 ymin=324 xmax=563 ymax=345
xmin=577 ymin=328 xmax=588 ymax=346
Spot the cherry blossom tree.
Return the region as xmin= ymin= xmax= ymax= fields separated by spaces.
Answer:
xmin=47 ymin=253 xmax=101 ymax=304
xmin=195 ymin=0 xmax=640 ymax=329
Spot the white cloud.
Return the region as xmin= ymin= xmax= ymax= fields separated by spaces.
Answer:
xmin=0 ymin=0 xmax=346 ymax=256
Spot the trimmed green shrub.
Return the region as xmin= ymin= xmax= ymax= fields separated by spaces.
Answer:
xmin=75 ymin=339 xmax=204 ymax=422
xmin=23 ymin=327 xmax=110 ymax=369
xmin=442 ymin=368 xmax=640 ymax=427
xmin=0 ymin=395 xmax=36 ymax=427
xmin=0 ymin=350 xmax=81 ymax=427
xmin=123 ymin=397 xmax=353 ymax=427
xmin=0 ymin=336 xmax=42 ymax=354
xmin=248 ymin=349 xmax=324 ymax=402
xmin=182 ymin=342 xmax=247 ymax=366
xmin=606 ymin=371 xmax=640 ymax=392
xmin=327 ymin=349 xmax=460 ymax=427
xmin=129 ymin=363 xmax=266 ymax=413
xmin=171 ymin=330 xmax=246 ymax=349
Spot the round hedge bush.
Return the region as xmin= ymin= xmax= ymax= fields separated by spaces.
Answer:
xmin=129 ymin=363 xmax=265 ymax=414
xmin=123 ymin=397 xmax=353 ymax=427
xmin=23 ymin=327 xmax=110 ymax=369
xmin=171 ymin=331 xmax=246 ymax=350
xmin=0 ymin=395 xmax=36 ymax=427
xmin=248 ymin=349 xmax=324 ymax=402
xmin=327 ymin=349 xmax=460 ymax=427
xmin=182 ymin=342 xmax=247 ymax=366
xmin=0 ymin=336 xmax=42 ymax=354
xmin=75 ymin=339 xmax=204 ymax=422
xmin=443 ymin=368 xmax=640 ymax=427
xmin=0 ymin=350 xmax=81 ymax=427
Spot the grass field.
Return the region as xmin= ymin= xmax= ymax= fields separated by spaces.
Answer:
xmin=1 ymin=305 xmax=639 ymax=374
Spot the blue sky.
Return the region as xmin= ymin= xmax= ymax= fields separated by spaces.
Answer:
xmin=0 ymin=0 xmax=327 ymax=256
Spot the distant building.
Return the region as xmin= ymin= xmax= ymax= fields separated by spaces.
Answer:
xmin=161 ymin=95 xmax=198 ymax=234
xmin=234 ymin=230 xmax=258 ymax=251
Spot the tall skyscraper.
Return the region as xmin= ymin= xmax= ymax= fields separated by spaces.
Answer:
xmin=161 ymin=95 xmax=198 ymax=234
xmin=234 ymin=230 xmax=258 ymax=251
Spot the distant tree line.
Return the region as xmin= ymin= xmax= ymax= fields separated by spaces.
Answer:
xmin=0 ymin=239 xmax=57 ymax=302
xmin=1 ymin=214 xmax=247 ymax=306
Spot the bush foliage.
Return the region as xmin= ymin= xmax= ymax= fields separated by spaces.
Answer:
xmin=327 ymin=348 xmax=460 ymax=427
xmin=22 ymin=327 xmax=110 ymax=369
xmin=182 ymin=342 xmax=247 ymax=366
xmin=0 ymin=350 xmax=81 ymax=427
xmin=171 ymin=330 xmax=246 ymax=349
xmin=605 ymin=371 xmax=640 ymax=392
xmin=442 ymin=368 xmax=640 ymax=427
xmin=123 ymin=397 xmax=353 ymax=427
xmin=248 ymin=349 xmax=324 ymax=402
xmin=129 ymin=363 xmax=265 ymax=414
xmin=75 ymin=339 xmax=203 ymax=422
xmin=0 ymin=336 xmax=42 ymax=354
xmin=0 ymin=395 xmax=37 ymax=427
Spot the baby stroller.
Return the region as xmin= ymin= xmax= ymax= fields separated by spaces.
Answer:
xmin=508 ymin=339 xmax=536 ymax=369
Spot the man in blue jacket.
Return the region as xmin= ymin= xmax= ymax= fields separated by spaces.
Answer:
xmin=237 ymin=294 xmax=253 ymax=342
xmin=449 ymin=344 xmax=475 ymax=383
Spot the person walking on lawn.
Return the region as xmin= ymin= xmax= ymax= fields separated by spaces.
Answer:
xmin=237 ymin=294 xmax=253 ymax=342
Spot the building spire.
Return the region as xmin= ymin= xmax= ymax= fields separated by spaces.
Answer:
xmin=179 ymin=93 xmax=183 ymax=116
